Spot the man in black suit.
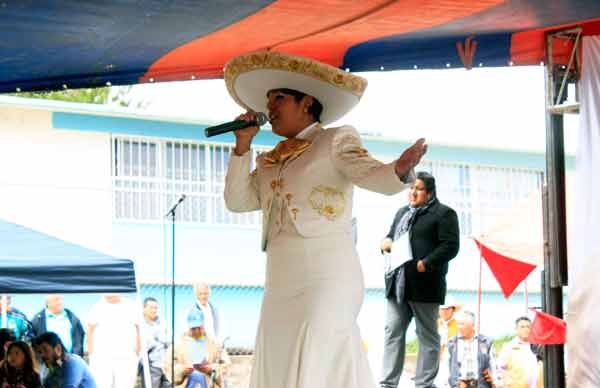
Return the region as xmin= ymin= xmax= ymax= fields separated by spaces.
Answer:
xmin=380 ymin=171 xmax=460 ymax=388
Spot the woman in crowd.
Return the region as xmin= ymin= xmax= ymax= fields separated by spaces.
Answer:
xmin=0 ymin=341 xmax=41 ymax=388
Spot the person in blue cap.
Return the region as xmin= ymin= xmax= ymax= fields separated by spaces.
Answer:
xmin=167 ymin=309 xmax=230 ymax=388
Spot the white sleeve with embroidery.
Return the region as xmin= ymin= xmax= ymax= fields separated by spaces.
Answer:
xmin=330 ymin=126 xmax=412 ymax=195
xmin=224 ymin=151 xmax=261 ymax=212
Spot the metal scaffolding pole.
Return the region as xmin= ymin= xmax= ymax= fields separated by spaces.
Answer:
xmin=542 ymin=26 xmax=580 ymax=388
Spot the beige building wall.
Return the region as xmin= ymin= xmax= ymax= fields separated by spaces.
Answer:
xmin=0 ymin=105 xmax=114 ymax=254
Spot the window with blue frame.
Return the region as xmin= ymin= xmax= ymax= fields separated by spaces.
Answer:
xmin=418 ymin=160 xmax=542 ymax=237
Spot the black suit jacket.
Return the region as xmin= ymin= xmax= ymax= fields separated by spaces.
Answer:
xmin=386 ymin=198 xmax=460 ymax=304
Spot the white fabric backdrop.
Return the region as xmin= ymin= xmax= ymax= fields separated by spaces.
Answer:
xmin=567 ymin=35 xmax=600 ymax=388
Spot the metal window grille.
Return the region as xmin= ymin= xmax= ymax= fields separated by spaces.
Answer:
xmin=112 ymin=135 xmax=267 ymax=225
xmin=112 ymin=136 xmax=543 ymax=234
xmin=419 ymin=160 xmax=542 ymax=236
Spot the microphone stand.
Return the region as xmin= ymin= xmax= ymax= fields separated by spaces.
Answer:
xmin=165 ymin=194 xmax=186 ymax=386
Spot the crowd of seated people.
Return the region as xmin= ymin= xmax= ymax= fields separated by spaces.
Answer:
xmin=0 ymin=285 xmax=230 ymax=388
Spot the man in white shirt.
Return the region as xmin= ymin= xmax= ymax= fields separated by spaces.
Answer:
xmin=87 ymin=294 xmax=141 ymax=388
xmin=189 ymin=283 xmax=226 ymax=346
xmin=498 ymin=316 xmax=540 ymax=388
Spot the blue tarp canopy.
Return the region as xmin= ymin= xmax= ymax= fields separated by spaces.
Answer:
xmin=2 ymin=1 xmax=600 ymax=93
xmin=0 ymin=220 xmax=137 ymax=294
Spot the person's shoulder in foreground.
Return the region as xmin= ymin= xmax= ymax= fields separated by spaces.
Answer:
xmin=61 ymin=353 xmax=97 ymax=388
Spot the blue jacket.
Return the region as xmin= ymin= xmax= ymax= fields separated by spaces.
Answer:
xmin=42 ymin=354 xmax=96 ymax=388
xmin=31 ymin=309 xmax=85 ymax=357
xmin=0 ymin=307 xmax=33 ymax=342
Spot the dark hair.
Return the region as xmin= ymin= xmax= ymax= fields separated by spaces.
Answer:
xmin=143 ymin=297 xmax=158 ymax=307
xmin=416 ymin=171 xmax=436 ymax=198
xmin=6 ymin=341 xmax=38 ymax=375
xmin=269 ymin=88 xmax=323 ymax=122
xmin=33 ymin=332 xmax=66 ymax=359
xmin=515 ymin=316 xmax=531 ymax=326
xmin=0 ymin=328 xmax=16 ymax=360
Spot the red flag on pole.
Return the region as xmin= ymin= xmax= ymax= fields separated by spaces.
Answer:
xmin=474 ymin=239 xmax=537 ymax=298
xmin=528 ymin=308 xmax=567 ymax=345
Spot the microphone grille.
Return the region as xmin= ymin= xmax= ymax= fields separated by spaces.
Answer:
xmin=255 ymin=112 xmax=268 ymax=126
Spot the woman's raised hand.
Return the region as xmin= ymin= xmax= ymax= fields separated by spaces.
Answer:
xmin=233 ymin=111 xmax=261 ymax=156
xmin=394 ymin=138 xmax=427 ymax=178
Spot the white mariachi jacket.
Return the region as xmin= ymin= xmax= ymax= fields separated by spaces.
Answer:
xmin=224 ymin=124 xmax=413 ymax=251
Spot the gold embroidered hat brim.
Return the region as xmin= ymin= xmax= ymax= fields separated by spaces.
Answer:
xmin=224 ymin=51 xmax=368 ymax=125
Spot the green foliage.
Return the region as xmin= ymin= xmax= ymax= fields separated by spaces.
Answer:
xmin=406 ymin=338 xmax=419 ymax=354
xmin=404 ymin=334 xmax=515 ymax=355
xmin=7 ymin=85 xmax=145 ymax=108
xmin=10 ymin=87 xmax=110 ymax=104
xmin=492 ymin=334 xmax=515 ymax=353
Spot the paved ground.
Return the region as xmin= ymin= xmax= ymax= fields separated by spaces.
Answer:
xmin=226 ymin=355 xmax=418 ymax=388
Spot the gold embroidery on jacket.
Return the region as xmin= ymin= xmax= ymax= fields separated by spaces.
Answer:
xmin=291 ymin=208 xmax=300 ymax=220
xmin=308 ymin=186 xmax=345 ymax=220
xmin=270 ymin=178 xmax=284 ymax=190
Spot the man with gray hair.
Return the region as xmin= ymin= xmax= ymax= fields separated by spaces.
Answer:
xmin=189 ymin=283 xmax=226 ymax=346
xmin=31 ymin=294 xmax=85 ymax=357
xmin=447 ymin=310 xmax=500 ymax=388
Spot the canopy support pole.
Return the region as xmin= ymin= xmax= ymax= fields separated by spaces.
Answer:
xmin=134 ymin=262 xmax=153 ymax=388
xmin=524 ymin=278 xmax=529 ymax=313
xmin=477 ymin=254 xmax=483 ymax=335
xmin=541 ymin=26 xmax=580 ymax=388
xmin=1 ymin=295 xmax=7 ymax=329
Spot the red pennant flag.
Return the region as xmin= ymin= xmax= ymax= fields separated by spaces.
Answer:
xmin=475 ymin=239 xmax=537 ymax=298
xmin=528 ymin=308 xmax=566 ymax=345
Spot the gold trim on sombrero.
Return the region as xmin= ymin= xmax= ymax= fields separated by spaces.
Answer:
xmin=224 ymin=51 xmax=367 ymax=110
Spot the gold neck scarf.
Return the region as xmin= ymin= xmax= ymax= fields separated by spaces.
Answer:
xmin=263 ymin=138 xmax=311 ymax=167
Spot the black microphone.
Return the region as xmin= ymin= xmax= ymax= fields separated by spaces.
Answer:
xmin=204 ymin=112 xmax=268 ymax=138
xmin=165 ymin=194 xmax=186 ymax=217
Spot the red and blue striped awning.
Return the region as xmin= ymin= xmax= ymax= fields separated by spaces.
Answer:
xmin=2 ymin=0 xmax=600 ymax=93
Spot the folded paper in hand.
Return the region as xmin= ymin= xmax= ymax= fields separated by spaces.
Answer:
xmin=189 ymin=340 xmax=207 ymax=366
xmin=385 ymin=233 xmax=412 ymax=273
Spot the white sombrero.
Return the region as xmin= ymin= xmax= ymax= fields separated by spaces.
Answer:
xmin=224 ymin=51 xmax=368 ymax=125
xmin=440 ymin=296 xmax=462 ymax=311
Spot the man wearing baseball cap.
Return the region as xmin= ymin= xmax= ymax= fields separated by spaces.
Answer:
xmin=167 ymin=310 xmax=229 ymax=388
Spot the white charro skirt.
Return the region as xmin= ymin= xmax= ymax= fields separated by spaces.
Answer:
xmin=249 ymin=225 xmax=376 ymax=388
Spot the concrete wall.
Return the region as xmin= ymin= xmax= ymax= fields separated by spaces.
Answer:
xmin=0 ymin=105 xmax=114 ymax=254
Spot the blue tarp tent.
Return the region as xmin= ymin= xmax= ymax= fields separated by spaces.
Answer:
xmin=2 ymin=1 xmax=600 ymax=92
xmin=0 ymin=219 xmax=137 ymax=294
